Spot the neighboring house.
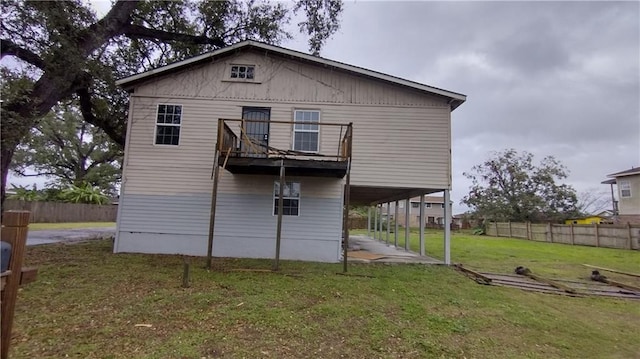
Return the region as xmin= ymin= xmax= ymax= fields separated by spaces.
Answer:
xmin=564 ymin=216 xmax=608 ymax=225
xmin=601 ymin=167 xmax=640 ymax=224
xmin=114 ymin=40 xmax=466 ymax=263
xmin=382 ymin=196 xmax=453 ymax=227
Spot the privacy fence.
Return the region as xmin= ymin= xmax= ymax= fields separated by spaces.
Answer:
xmin=487 ymin=222 xmax=640 ymax=250
xmin=3 ymin=200 xmax=117 ymax=223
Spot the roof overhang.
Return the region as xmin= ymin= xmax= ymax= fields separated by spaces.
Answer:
xmin=606 ymin=168 xmax=640 ymax=178
xmin=116 ymin=40 xmax=467 ymax=110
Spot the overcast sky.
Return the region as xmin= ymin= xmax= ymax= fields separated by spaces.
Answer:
xmin=302 ymin=1 xmax=640 ymax=213
xmin=10 ymin=1 xmax=639 ymax=214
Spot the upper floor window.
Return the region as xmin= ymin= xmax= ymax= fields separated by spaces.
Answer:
xmin=293 ymin=110 xmax=320 ymax=152
xmin=411 ymin=202 xmax=420 ymax=208
xmin=230 ymin=65 xmax=255 ymax=79
xmin=441 ymin=203 xmax=445 ymax=209
xmin=620 ymin=180 xmax=632 ymax=198
xmin=155 ymin=104 xmax=182 ymax=146
xmin=425 ymin=203 xmax=432 ymax=208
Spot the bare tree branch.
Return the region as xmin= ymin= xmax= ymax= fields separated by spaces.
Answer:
xmin=77 ymin=88 xmax=125 ymax=147
xmin=0 ymin=39 xmax=46 ymax=69
xmin=121 ymin=23 xmax=226 ymax=47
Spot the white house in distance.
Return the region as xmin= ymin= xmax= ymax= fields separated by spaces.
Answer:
xmin=114 ymin=40 xmax=466 ymax=265
xmin=381 ymin=195 xmax=453 ymax=227
xmin=602 ymin=167 xmax=640 ymax=224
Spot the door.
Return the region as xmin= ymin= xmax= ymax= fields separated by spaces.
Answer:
xmin=241 ymin=107 xmax=270 ymax=157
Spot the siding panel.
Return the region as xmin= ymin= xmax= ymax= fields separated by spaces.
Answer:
xmin=116 ymin=176 xmax=343 ymax=261
xmin=126 ymin=96 xmax=450 ymax=193
xmin=134 ymin=51 xmax=447 ymax=108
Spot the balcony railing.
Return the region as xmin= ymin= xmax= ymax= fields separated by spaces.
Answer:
xmin=216 ymin=118 xmax=352 ymax=162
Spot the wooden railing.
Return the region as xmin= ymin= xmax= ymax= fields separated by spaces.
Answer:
xmin=216 ymin=118 xmax=353 ymax=161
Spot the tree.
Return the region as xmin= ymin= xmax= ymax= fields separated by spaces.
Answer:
xmin=0 ymin=0 xmax=343 ymax=205
xmin=11 ymin=106 xmax=122 ymax=196
xmin=461 ymin=149 xmax=580 ymax=222
xmin=576 ymin=189 xmax=611 ymax=216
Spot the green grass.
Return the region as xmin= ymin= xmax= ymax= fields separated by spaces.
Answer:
xmin=355 ymin=228 xmax=640 ymax=284
xmin=9 ymin=234 xmax=640 ymax=359
xmin=28 ymin=222 xmax=116 ymax=231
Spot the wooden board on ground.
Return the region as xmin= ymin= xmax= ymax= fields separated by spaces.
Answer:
xmin=458 ymin=269 xmax=640 ymax=300
xmin=347 ymin=251 xmax=386 ymax=260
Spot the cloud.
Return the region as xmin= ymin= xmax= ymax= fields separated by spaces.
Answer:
xmin=308 ymin=1 xmax=640 ymax=212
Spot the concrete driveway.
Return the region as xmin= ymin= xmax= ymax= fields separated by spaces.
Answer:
xmin=27 ymin=227 xmax=116 ymax=246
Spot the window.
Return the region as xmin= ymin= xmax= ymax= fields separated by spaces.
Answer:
xmin=273 ymin=181 xmax=300 ymax=216
xmin=293 ymin=110 xmax=320 ymax=152
xmin=399 ymin=201 xmax=404 ymax=209
xmin=620 ymin=180 xmax=631 ymax=198
xmin=230 ymin=65 xmax=254 ymax=79
xmin=425 ymin=203 xmax=432 ymax=208
xmin=428 ymin=216 xmax=435 ymax=224
xmin=155 ymin=104 xmax=182 ymax=145
xmin=441 ymin=203 xmax=445 ymax=209
xmin=411 ymin=202 xmax=420 ymax=208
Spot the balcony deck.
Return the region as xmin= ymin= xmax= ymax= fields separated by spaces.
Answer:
xmin=216 ymin=119 xmax=352 ymax=178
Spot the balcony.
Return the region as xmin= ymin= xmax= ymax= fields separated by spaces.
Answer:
xmin=215 ymin=118 xmax=353 ymax=178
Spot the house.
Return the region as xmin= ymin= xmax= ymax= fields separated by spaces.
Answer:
xmin=381 ymin=196 xmax=453 ymax=227
xmin=602 ymin=167 xmax=640 ymax=224
xmin=113 ymin=40 xmax=466 ymax=264
xmin=564 ymin=216 xmax=607 ymax=225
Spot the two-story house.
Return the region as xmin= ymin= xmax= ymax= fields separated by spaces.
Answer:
xmin=382 ymin=196 xmax=453 ymax=227
xmin=602 ymin=167 xmax=640 ymax=224
xmin=114 ymin=40 xmax=465 ymax=264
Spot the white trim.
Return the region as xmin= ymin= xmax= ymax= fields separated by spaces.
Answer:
xmin=619 ymin=180 xmax=632 ymax=198
xmin=229 ymin=63 xmax=256 ymax=81
xmin=292 ymin=109 xmax=320 ymax=153
xmin=272 ymin=180 xmax=301 ymax=217
xmin=153 ymin=103 xmax=183 ymax=146
xmin=116 ymin=40 xmax=466 ymax=108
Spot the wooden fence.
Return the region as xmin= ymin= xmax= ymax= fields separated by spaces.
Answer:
xmin=487 ymin=222 xmax=640 ymax=250
xmin=2 ymin=200 xmax=117 ymax=223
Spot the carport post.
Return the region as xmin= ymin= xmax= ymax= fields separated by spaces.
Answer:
xmin=405 ymin=198 xmax=410 ymax=251
xmin=394 ymin=200 xmax=399 ymax=247
xmin=419 ymin=194 xmax=425 ymax=256
xmin=444 ymin=189 xmax=451 ymax=265
xmin=367 ymin=207 xmax=372 ymax=237
xmin=273 ymin=159 xmax=286 ymax=271
xmin=386 ymin=202 xmax=391 ymax=244
xmin=378 ymin=204 xmax=383 ymax=240
xmin=373 ymin=205 xmax=378 ymax=239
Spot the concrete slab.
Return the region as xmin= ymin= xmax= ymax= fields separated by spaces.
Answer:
xmin=347 ymin=235 xmax=442 ymax=264
xmin=27 ymin=227 xmax=116 ymax=246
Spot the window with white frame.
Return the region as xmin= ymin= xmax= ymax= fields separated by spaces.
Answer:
xmin=155 ymin=104 xmax=182 ymax=145
xmin=230 ymin=65 xmax=255 ymax=79
xmin=293 ymin=110 xmax=320 ymax=152
xmin=411 ymin=202 xmax=420 ymax=208
xmin=273 ymin=181 xmax=300 ymax=216
xmin=425 ymin=203 xmax=432 ymax=208
xmin=441 ymin=203 xmax=445 ymax=209
xmin=620 ymin=180 xmax=632 ymax=198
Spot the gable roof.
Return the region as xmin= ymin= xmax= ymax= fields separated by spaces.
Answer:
xmin=116 ymin=40 xmax=466 ymax=110
xmin=607 ymin=167 xmax=640 ymax=178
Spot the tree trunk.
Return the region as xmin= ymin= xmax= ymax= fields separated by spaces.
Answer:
xmin=1 ymin=146 xmax=15 ymax=208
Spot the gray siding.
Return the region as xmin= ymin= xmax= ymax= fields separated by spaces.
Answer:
xmin=116 ymin=176 xmax=343 ymax=262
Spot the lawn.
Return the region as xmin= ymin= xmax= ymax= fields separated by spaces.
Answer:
xmin=9 ymin=232 xmax=640 ymax=359
xmin=28 ymin=222 xmax=116 ymax=231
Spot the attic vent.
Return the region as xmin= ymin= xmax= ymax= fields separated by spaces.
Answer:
xmin=230 ymin=65 xmax=255 ymax=79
